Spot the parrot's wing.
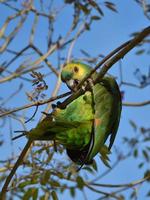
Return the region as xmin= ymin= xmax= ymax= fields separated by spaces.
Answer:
xmin=108 ymin=91 xmax=122 ymax=150
xmin=26 ymin=119 xmax=90 ymax=140
xmin=87 ymin=77 xmax=122 ymax=163
xmin=13 ymin=119 xmax=89 ymax=141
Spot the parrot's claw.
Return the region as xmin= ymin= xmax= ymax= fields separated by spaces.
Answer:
xmin=87 ymin=78 xmax=94 ymax=88
xmin=52 ymin=101 xmax=62 ymax=109
xmin=52 ymin=104 xmax=57 ymax=109
xmin=56 ymin=101 xmax=61 ymax=106
xmin=81 ymin=78 xmax=94 ymax=92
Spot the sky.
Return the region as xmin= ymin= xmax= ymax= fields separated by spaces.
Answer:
xmin=0 ymin=0 xmax=150 ymax=199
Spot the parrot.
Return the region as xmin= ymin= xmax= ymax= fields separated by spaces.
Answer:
xmin=13 ymin=61 xmax=122 ymax=168
xmin=60 ymin=62 xmax=122 ymax=166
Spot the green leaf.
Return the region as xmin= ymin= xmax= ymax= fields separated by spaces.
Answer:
xmin=76 ymin=176 xmax=85 ymax=190
xmin=91 ymin=16 xmax=101 ymax=20
xmin=57 ymin=172 xmax=64 ymax=179
xmin=147 ymin=190 xmax=150 ymax=197
xmin=70 ymin=187 xmax=75 ymax=197
xmin=85 ymin=23 xmax=90 ymax=30
xmin=77 ymin=3 xmax=90 ymax=15
xmin=91 ymin=159 xmax=98 ymax=171
xmin=23 ymin=188 xmax=38 ymax=200
xmin=105 ymin=1 xmax=117 ymax=12
xmin=133 ymin=149 xmax=138 ymax=158
xmin=65 ymin=0 xmax=74 ymax=4
xmin=142 ymin=150 xmax=149 ymax=162
xmin=144 ymin=170 xmax=150 ymax=182
xmin=129 ymin=120 xmax=137 ymax=132
xmin=82 ymin=166 xmax=94 ymax=173
xmin=136 ymin=49 xmax=145 ymax=55
xmin=19 ymin=181 xmax=32 ymax=188
xmin=40 ymin=170 xmax=51 ymax=185
xmin=138 ymin=162 xmax=144 ymax=169
xmin=50 ymin=180 xmax=60 ymax=187
xmin=51 ymin=190 xmax=58 ymax=200
xmin=89 ymin=1 xmax=104 ymax=16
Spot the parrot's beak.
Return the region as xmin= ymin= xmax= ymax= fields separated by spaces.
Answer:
xmin=66 ymin=79 xmax=80 ymax=91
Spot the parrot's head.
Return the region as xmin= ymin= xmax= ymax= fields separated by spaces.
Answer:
xmin=61 ymin=62 xmax=91 ymax=90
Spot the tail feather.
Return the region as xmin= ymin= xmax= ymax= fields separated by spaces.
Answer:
xmin=12 ymin=131 xmax=27 ymax=140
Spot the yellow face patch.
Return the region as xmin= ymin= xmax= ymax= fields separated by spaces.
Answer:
xmin=64 ymin=63 xmax=86 ymax=80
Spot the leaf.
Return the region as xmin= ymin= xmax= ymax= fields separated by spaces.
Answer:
xmin=130 ymin=190 xmax=137 ymax=199
xmin=105 ymin=1 xmax=117 ymax=12
xmin=50 ymin=180 xmax=60 ymax=187
xmin=82 ymin=166 xmax=94 ymax=173
xmin=65 ymin=0 xmax=74 ymax=4
xmin=91 ymin=15 xmax=101 ymax=20
xmin=84 ymin=23 xmax=90 ymax=30
xmin=142 ymin=150 xmax=149 ymax=162
xmin=51 ymin=191 xmax=58 ymax=200
xmin=133 ymin=149 xmax=138 ymax=158
xmin=76 ymin=176 xmax=85 ymax=190
xmin=138 ymin=162 xmax=144 ymax=169
xmin=77 ymin=3 xmax=90 ymax=15
xmin=18 ymin=179 xmax=37 ymax=189
xmin=136 ymin=49 xmax=145 ymax=55
xmin=40 ymin=170 xmax=51 ymax=185
xmin=70 ymin=187 xmax=75 ymax=197
xmin=18 ymin=181 xmax=32 ymax=188
xmin=129 ymin=120 xmax=137 ymax=132
xmin=147 ymin=190 xmax=150 ymax=197
xmin=89 ymin=1 xmax=104 ymax=16
xmin=144 ymin=170 xmax=150 ymax=182
xmin=91 ymin=159 xmax=98 ymax=171
xmin=23 ymin=188 xmax=38 ymax=200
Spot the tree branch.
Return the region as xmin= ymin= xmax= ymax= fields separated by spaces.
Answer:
xmin=123 ymin=100 xmax=150 ymax=107
xmin=0 ymin=91 xmax=71 ymax=118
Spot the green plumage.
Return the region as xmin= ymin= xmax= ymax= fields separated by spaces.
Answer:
xmin=27 ymin=91 xmax=93 ymax=149
xmin=20 ymin=61 xmax=122 ymax=167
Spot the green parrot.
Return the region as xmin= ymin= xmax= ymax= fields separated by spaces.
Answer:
xmin=14 ymin=62 xmax=122 ymax=168
xmin=60 ymin=62 xmax=122 ymax=166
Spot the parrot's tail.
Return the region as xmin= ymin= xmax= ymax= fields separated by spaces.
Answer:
xmin=12 ymin=130 xmax=27 ymax=140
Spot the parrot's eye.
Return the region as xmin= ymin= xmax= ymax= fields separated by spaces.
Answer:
xmin=74 ymin=66 xmax=79 ymax=73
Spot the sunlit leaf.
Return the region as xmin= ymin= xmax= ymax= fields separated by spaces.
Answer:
xmin=76 ymin=176 xmax=85 ymax=190
xmin=51 ymin=190 xmax=58 ymax=200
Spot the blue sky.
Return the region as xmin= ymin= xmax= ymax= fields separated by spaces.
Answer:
xmin=0 ymin=0 xmax=150 ymax=199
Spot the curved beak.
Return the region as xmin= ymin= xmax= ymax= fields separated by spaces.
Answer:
xmin=66 ymin=79 xmax=80 ymax=91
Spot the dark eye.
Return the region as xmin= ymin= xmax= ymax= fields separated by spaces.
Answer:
xmin=74 ymin=66 xmax=79 ymax=73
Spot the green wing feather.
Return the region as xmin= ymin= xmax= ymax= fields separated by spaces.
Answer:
xmin=87 ymin=77 xmax=122 ymax=163
xmin=27 ymin=91 xmax=94 ymax=149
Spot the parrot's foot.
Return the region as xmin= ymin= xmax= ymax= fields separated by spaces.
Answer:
xmin=51 ymin=103 xmax=57 ymax=109
xmin=52 ymin=101 xmax=62 ymax=109
xmin=81 ymin=78 xmax=94 ymax=92
xmin=87 ymin=78 xmax=94 ymax=90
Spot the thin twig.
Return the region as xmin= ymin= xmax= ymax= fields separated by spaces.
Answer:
xmin=0 ymin=91 xmax=71 ymax=118
xmin=0 ymin=140 xmax=32 ymax=200
xmin=123 ymin=100 xmax=150 ymax=107
xmin=89 ymin=175 xmax=150 ymax=188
